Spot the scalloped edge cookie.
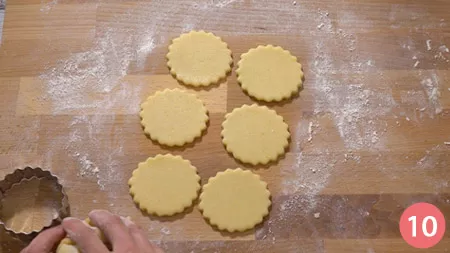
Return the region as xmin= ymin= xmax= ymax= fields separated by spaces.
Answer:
xmin=140 ymin=88 xmax=209 ymax=146
xmin=221 ymin=104 xmax=290 ymax=165
xmin=128 ymin=154 xmax=201 ymax=216
xmin=199 ymin=168 xmax=271 ymax=232
xmin=236 ymin=45 xmax=304 ymax=102
xmin=167 ymin=30 xmax=233 ymax=87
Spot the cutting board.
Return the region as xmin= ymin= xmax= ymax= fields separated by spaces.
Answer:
xmin=0 ymin=0 xmax=449 ymax=252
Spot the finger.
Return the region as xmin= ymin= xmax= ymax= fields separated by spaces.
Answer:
xmin=89 ymin=210 xmax=135 ymax=251
xmin=21 ymin=225 xmax=65 ymax=253
xmin=121 ymin=217 xmax=153 ymax=252
xmin=62 ymin=217 xmax=108 ymax=252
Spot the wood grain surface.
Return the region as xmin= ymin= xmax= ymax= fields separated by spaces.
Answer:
xmin=0 ymin=0 xmax=449 ymax=252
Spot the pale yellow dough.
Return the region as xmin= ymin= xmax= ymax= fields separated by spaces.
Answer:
xmin=167 ymin=30 xmax=233 ymax=86
xmin=140 ymin=89 xmax=208 ymax=146
xmin=237 ymin=45 xmax=304 ymax=102
xmin=128 ymin=154 xmax=201 ymax=216
xmin=199 ymin=168 xmax=271 ymax=232
xmin=56 ymin=219 xmax=106 ymax=253
xmin=221 ymin=104 xmax=290 ymax=165
xmin=57 ymin=243 xmax=80 ymax=253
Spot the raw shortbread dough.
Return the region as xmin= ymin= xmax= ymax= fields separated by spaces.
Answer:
xmin=167 ymin=30 xmax=233 ymax=86
xmin=221 ymin=104 xmax=290 ymax=165
xmin=56 ymin=219 xmax=106 ymax=253
xmin=128 ymin=154 xmax=201 ymax=216
xmin=57 ymin=241 xmax=81 ymax=253
xmin=199 ymin=168 xmax=271 ymax=232
xmin=140 ymin=88 xmax=208 ymax=146
xmin=236 ymin=45 xmax=304 ymax=102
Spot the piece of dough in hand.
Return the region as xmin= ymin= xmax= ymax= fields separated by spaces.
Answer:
xmin=56 ymin=219 xmax=107 ymax=253
xmin=56 ymin=240 xmax=80 ymax=253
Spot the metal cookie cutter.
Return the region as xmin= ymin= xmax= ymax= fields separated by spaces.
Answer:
xmin=0 ymin=167 xmax=70 ymax=242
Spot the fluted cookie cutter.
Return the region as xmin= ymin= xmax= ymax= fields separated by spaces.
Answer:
xmin=0 ymin=167 xmax=70 ymax=242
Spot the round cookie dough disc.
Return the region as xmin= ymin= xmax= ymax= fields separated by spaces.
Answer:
xmin=221 ymin=104 xmax=290 ymax=165
xmin=140 ymin=88 xmax=208 ymax=146
xmin=199 ymin=168 xmax=271 ymax=232
xmin=167 ymin=30 xmax=233 ymax=86
xmin=128 ymin=154 xmax=201 ymax=216
xmin=237 ymin=45 xmax=304 ymax=102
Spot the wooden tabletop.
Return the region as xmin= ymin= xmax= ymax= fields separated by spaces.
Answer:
xmin=0 ymin=0 xmax=449 ymax=252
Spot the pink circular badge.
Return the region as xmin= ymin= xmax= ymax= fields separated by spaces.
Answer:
xmin=399 ymin=202 xmax=446 ymax=249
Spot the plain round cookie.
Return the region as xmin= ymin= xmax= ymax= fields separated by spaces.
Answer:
xmin=167 ymin=30 xmax=233 ymax=86
xmin=199 ymin=168 xmax=271 ymax=232
xmin=140 ymin=88 xmax=208 ymax=146
xmin=128 ymin=154 xmax=201 ymax=216
xmin=237 ymin=45 xmax=304 ymax=102
xmin=221 ymin=104 xmax=290 ymax=165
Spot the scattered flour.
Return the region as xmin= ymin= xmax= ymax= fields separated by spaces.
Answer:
xmin=400 ymin=90 xmax=435 ymax=119
xmin=275 ymin=117 xmax=337 ymax=241
xmin=439 ymin=45 xmax=450 ymax=53
xmin=213 ymin=0 xmax=240 ymax=8
xmin=316 ymin=9 xmax=332 ymax=32
xmin=277 ymin=7 xmax=397 ymax=241
xmin=136 ymin=35 xmax=156 ymax=71
xmin=420 ymin=72 xmax=442 ymax=115
xmin=414 ymin=145 xmax=449 ymax=191
xmin=160 ymin=227 xmax=171 ymax=235
xmin=39 ymin=26 xmax=143 ymax=114
xmin=40 ymin=0 xmax=58 ymax=13
xmin=432 ymin=44 xmax=450 ymax=63
xmin=401 ymin=34 xmax=447 ymax=120
xmin=61 ymin=115 xmax=126 ymax=191
xmin=75 ymin=153 xmax=99 ymax=177
xmin=343 ymin=151 xmax=361 ymax=163
xmin=426 ymin=39 xmax=432 ymax=50
xmin=307 ymin=121 xmax=313 ymax=142
xmin=281 ymin=151 xmax=337 ymax=209
xmin=312 ymin=38 xmax=395 ymax=150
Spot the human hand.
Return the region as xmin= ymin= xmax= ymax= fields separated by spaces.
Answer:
xmin=61 ymin=210 xmax=163 ymax=253
xmin=21 ymin=225 xmax=66 ymax=253
xmin=21 ymin=209 xmax=163 ymax=253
